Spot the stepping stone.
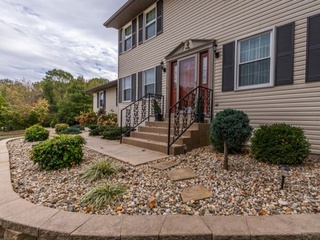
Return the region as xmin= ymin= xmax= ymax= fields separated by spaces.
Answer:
xmin=167 ymin=167 xmax=196 ymax=181
xmin=181 ymin=185 xmax=212 ymax=202
xmin=151 ymin=160 xmax=180 ymax=170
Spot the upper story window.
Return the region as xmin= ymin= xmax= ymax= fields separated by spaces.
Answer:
xmin=145 ymin=7 xmax=156 ymax=40
xmin=124 ymin=24 xmax=132 ymax=51
xmin=236 ymin=30 xmax=274 ymax=89
xmin=143 ymin=68 xmax=155 ymax=95
xmin=123 ymin=76 xmax=132 ymax=102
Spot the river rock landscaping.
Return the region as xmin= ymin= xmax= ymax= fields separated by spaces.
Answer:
xmin=7 ymin=138 xmax=320 ymax=216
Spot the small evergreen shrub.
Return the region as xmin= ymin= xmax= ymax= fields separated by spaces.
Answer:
xmin=101 ymin=126 xmax=131 ymax=140
xmin=251 ymin=123 xmax=310 ymax=165
xmin=89 ymin=124 xmax=98 ymax=130
xmin=24 ymin=124 xmax=49 ymax=142
xmin=31 ymin=134 xmax=86 ymax=170
xmin=210 ymin=109 xmax=253 ymax=153
xmin=55 ymin=123 xmax=69 ymax=133
xmin=72 ymin=124 xmax=85 ymax=130
xmin=58 ymin=126 xmax=81 ymax=135
xmin=50 ymin=117 xmax=59 ymax=128
xmin=80 ymin=184 xmax=126 ymax=208
xmin=81 ymin=160 xmax=118 ymax=182
xmin=89 ymin=125 xmax=116 ymax=136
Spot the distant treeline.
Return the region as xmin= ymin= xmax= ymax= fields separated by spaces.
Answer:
xmin=0 ymin=69 xmax=107 ymax=130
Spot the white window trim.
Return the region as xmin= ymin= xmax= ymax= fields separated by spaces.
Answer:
xmin=142 ymin=67 xmax=156 ymax=96
xmin=123 ymin=75 xmax=132 ymax=102
xmin=144 ymin=4 xmax=157 ymax=42
xmin=234 ymin=27 xmax=276 ymax=91
xmin=123 ymin=22 xmax=132 ymax=52
xmin=99 ymin=91 xmax=104 ymax=109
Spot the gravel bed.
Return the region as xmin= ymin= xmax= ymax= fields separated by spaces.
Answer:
xmin=7 ymin=138 xmax=320 ymax=216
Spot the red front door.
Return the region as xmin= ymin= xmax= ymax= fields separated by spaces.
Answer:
xmin=179 ymin=56 xmax=195 ymax=100
xmin=170 ymin=61 xmax=177 ymax=110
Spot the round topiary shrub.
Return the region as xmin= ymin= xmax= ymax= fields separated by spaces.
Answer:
xmin=251 ymin=123 xmax=310 ymax=165
xmin=210 ymin=109 xmax=253 ymax=153
xmin=24 ymin=124 xmax=49 ymax=142
xmin=54 ymin=123 xmax=69 ymax=133
xmin=31 ymin=134 xmax=86 ymax=170
xmin=210 ymin=108 xmax=253 ymax=170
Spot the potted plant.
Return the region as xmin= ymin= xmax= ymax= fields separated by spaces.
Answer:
xmin=195 ymin=96 xmax=205 ymax=123
xmin=153 ymin=99 xmax=163 ymax=121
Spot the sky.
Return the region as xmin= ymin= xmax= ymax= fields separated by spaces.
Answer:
xmin=0 ymin=0 xmax=127 ymax=82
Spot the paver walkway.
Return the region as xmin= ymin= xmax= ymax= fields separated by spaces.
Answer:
xmin=81 ymin=131 xmax=167 ymax=166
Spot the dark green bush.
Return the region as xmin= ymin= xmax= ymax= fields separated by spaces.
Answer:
xmin=101 ymin=126 xmax=131 ymax=140
xmin=72 ymin=124 xmax=85 ymax=130
xmin=24 ymin=124 xmax=49 ymax=142
xmin=251 ymin=123 xmax=310 ymax=165
xmin=31 ymin=134 xmax=86 ymax=170
xmin=210 ymin=108 xmax=253 ymax=153
xmin=89 ymin=125 xmax=116 ymax=136
xmin=58 ymin=126 xmax=81 ymax=135
xmin=55 ymin=123 xmax=69 ymax=133
xmin=89 ymin=124 xmax=98 ymax=130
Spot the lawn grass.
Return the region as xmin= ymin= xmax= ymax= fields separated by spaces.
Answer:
xmin=0 ymin=130 xmax=24 ymax=141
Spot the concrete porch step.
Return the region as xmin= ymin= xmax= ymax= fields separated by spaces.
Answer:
xmin=130 ymin=131 xmax=191 ymax=145
xmin=122 ymin=137 xmax=184 ymax=155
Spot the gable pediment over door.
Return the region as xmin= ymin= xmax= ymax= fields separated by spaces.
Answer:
xmin=165 ymin=39 xmax=215 ymax=61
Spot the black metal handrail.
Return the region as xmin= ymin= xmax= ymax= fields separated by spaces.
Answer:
xmin=167 ymin=86 xmax=213 ymax=154
xmin=120 ymin=93 xmax=164 ymax=143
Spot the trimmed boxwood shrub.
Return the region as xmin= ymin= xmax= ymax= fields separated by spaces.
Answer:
xmin=31 ymin=134 xmax=86 ymax=170
xmin=251 ymin=123 xmax=310 ymax=165
xmin=24 ymin=124 xmax=49 ymax=142
xmin=101 ymin=126 xmax=131 ymax=140
xmin=54 ymin=123 xmax=69 ymax=133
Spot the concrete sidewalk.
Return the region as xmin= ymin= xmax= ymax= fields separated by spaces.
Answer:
xmin=81 ymin=131 xmax=167 ymax=166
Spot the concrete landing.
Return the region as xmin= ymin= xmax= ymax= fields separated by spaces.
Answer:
xmin=81 ymin=131 xmax=167 ymax=166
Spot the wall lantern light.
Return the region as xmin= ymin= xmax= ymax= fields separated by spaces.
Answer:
xmin=160 ymin=60 xmax=166 ymax=73
xmin=213 ymin=39 xmax=220 ymax=58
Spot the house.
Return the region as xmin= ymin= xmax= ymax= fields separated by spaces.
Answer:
xmin=104 ymin=0 xmax=320 ymax=155
xmin=86 ymin=80 xmax=118 ymax=114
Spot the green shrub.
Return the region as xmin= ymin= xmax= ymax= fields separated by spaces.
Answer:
xmin=81 ymin=160 xmax=118 ymax=182
xmin=251 ymin=123 xmax=310 ymax=165
xmin=31 ymin=134 xmax=86 ymax=170
xmin=210 ymin=109 xmax=253 ymax=170
xmin=89 ymin=125 xmax=116 ymax=136
xmin=89 ymin=124 xmax=98 ymax=130
xmin=55 ymin=123 xmax=69 ymax=133
xmin=58 ymin=126 xmax=81 ymax=135
xmin=50 ymin=117 xmax=59 ymax=128
xmin=72 ymin=124 xmax=85 ymax=130
xmin=24 ymin=124 xmax=49 ymax=142
xmin=101 ymin=126 xmax=131 ymax=140
xmin=210 ymin=109 xmax=253 ymax=152
xmin=80 ymin=184 xmax=126 ymax=208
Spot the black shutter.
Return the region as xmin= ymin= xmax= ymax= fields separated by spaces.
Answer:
xmin=275 ymin=22 xmax=295 ymax=86
xmin=156 ymin=0 xmax=163 ymax=35
xmin=222 ymin=42 xmax=235 ymax=91
xmin=132 ymin=18 xmax=137 ymax=49
xmin=96 ymin=92 xmax=99 ymax=108
xmin=138 ymin=14 xmax=144 ymax=45
xmin=118 ymin=79 xmax=122 ymax=103
xmin=138 ymin=72 xmax=143 ymax=99
xmin=118 ymin=29 xmax=123 ymax=55
xmin=156 ymin=65 xmax=162 ymax=95
xmin=131 ymin=74 xmax=136 ymax=101
xmin=306 ymin=13 xmax=320 ymax=82
xmin=103 ymin=91 xmax=106 ymax=110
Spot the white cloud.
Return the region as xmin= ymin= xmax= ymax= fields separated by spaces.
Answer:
xmin=0 ymin=0 xmax=126 ymax=82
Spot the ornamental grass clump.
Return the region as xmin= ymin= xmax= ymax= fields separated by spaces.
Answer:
xmin=210 ymin=108 xmax=253 ymax=170
xmin=24 ymin=124 xmax=49 ymax=142
xmin=31 ymin=134 xmax=86 ymax=170
xmin=81 ymin=160 xmax=118 ymax=182
xmin=251 ymin=123 xmax=310 ymax=165
xmin=80 ymin=184 xmax=126 ymax=208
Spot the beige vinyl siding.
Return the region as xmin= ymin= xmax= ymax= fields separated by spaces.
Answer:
xmin=92 ymin=87 xmax=118 ymax=114
xmin=118 ymin=0 xmax=320 ymax=154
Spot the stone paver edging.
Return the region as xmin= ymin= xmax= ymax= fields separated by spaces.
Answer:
xmin=0 ymin=139 xmax=320 ymax=240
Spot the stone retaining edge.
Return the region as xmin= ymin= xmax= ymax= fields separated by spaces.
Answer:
xmin=1 ymin=139 xmax=319 ymax=240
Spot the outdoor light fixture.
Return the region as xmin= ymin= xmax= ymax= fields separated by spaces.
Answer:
xmin=213 ymin=39 xmax=220 ymax=58
xmin=160 ymin=60 xmax=166 ymax=73
xmin=280 ymin=165 xmax=290 ymax=189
